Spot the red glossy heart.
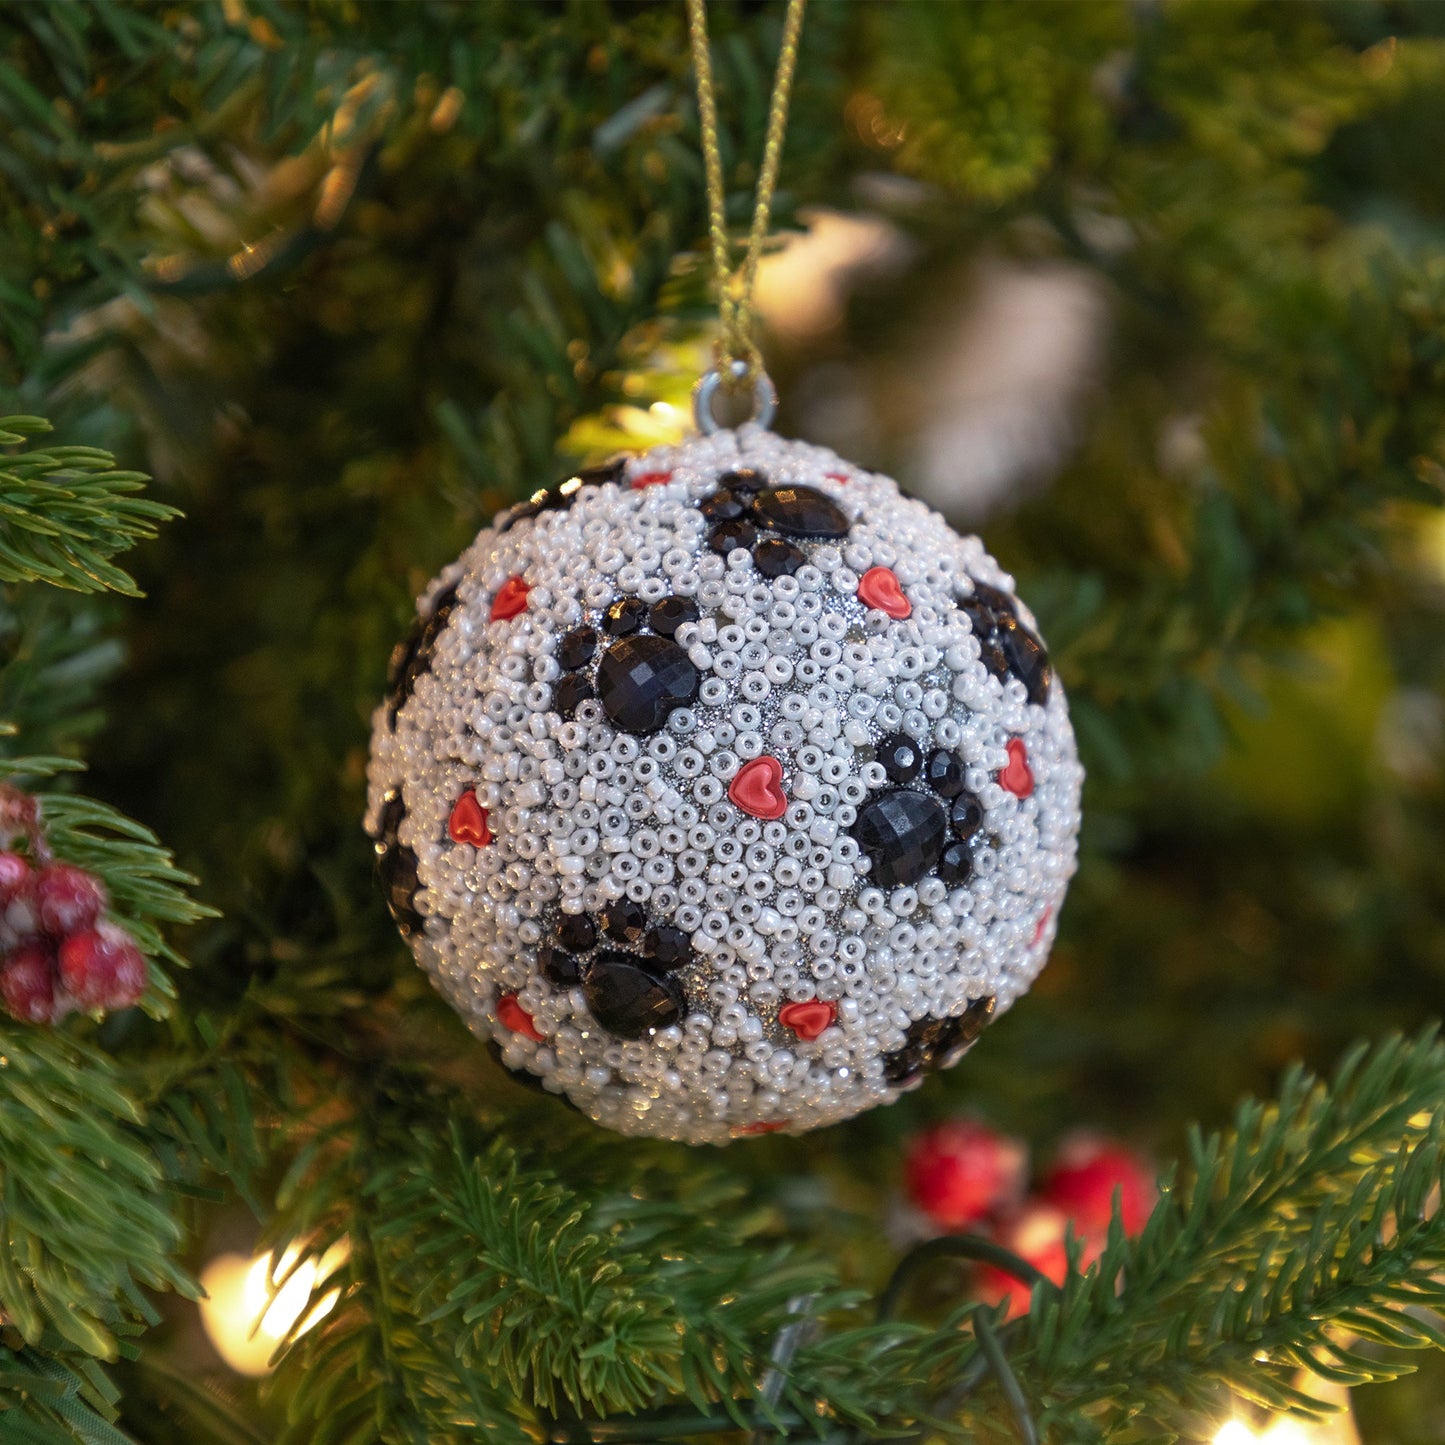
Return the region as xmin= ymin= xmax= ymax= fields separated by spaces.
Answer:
xmin=448 ymin=788 xmax=493 ymax=847
xmin=496 ymin=994 xmax=543 ymax=1042
xmin=630 ymin=469 xmax=673 ymax=490
xmin=490 ymin=574 xmax=530 ymax=621
xmin=999 ymin=738 xmax=1034 ymax=799
xmin=733 ymin=1120 xmax=788 ymax=1136
xmin=779 ymin=999 xmax=837 ymax=1041
xmin=857 ymin=565 xmax=911 ymax=620
xmin=1031 ymin=907 xmax=1053 ymax=948
xmin=826 ymin=470 xmax=849 ymax=484
xmin=728 ymin=755 xmax=788 ymax=820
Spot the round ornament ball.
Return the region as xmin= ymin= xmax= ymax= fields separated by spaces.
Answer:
xmin=365 ymin=428 xmax=1082 ymax=1143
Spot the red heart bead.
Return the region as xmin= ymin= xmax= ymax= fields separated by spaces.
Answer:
xmin=448 ymin=789 xmax=493 ymax=847
xmin=490 ymin=574 xmax=530 ymax=621
xmin=728 ymin=755 xmax=788 ymax=820
xmin=630 ymin=469 xmax=673 ymax=490
xmin=857 ymin=565 xmax=911 ymax=620
xmin=826 ymin=471 xmax=849 ymax=484
xmin=1031 ymin=907 xmax=1053 ymax=948
xmin=779 ymin=999 xmax=837 ymax=1042
xmin=733 ymin=1120 xmax=788 ymax=1136
xmin=999 ymin=738 xmax=1034 ymax=799
xmin=497 ymin=994 xmax=543 ymax=1042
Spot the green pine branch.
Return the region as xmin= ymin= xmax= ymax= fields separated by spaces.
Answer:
xmin=0 ymin=1347 xmax=134 ymax=1445
xmin=253 ymin=1034 xmax=1445 ymax=1445
xmin=0 ymin=1025 xmax=192 ymax=1360
xmin=0 ymin=418 xmax=179 ymax=597
xmin=972 ymin=1030 xmax=1445 ymax=1441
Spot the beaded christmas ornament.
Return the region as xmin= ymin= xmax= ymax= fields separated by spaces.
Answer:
xmin=366 ymin=0 xmax=1081 ymax=1141
xmin=365 ymin=431 xmax=1082 ymax=1142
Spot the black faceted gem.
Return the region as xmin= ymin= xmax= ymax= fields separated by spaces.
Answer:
xmin=553 ymin=672 xmax=594 ymax=719
xmin=950 ymin=793 xmax=984 ymax=842
xmin=753 ymin=538 xmax=805 ymax=578
xmin=750 ymin=484 xmax=850 ymax=539
xmin=998 ymin=615 xmax=1052 ymax=706
xmin=556 ymin=913 xmax=597 ymax=952
xmin=372 ymin=790 xmax=423 ymax=937
xmin=558 ymin=626 xmax=597 ymax=671
xmin=851 ymin=790 xmax=947 ymax=889
xmin=924 ymin=749 xmax=968 ymax=799
xmin=604 ymin=597 xmax=648 ymax=636
xmin=495 ymin=460 xmax=626 ymax=534
xmin=937 ymin=842 xmax=974 ymax=886
xmin=978 ymin=635 xmax=1011 ymax=683
xmin=718 ymin=467 xmax=767 ymax=495
xmin=649 ymin=596 xmax=698 ymax=637
xmin=574 ymin=459 xmax=629 ymax=489
xmin=601 ymin=898 xmax=647 ymax=947
xmin=700 ymin=489 xmax=749 ymax=522
xmin=969 ymin=581 xmax=1017 ymax=618
xmin=597 ymin=634 xmax=700 ymax=734
xmin=708 ymin=519 xmax=758 ymax=556
xmin=484 ymin=1042 xmax=586 ymax=1113
xmin=540 ymin=943 xmax=582 ymax=986
xmin=584 ymin=953 xmax=685 ymax=1039
xmin=877 ymin=733 xmax=923 ymax=784
xmin=881 ymin=996 xmax=996 ymax=1084
xmin=960 ymin=598 xmax=996 ymax=637
xmin=385 ymin=581 xmax=459 ymax=727
xmin=494 ymin=496 xmax=545 ymax=534
xmin=372 ymin=789 xmax=406 ymax=853
xmin=485 ymin=1040 xmax=547 ymax=1091
xmin=954 ymin=995 xmax=997 ymax=1046
xmin=643 ymin=924 xmax=692 ymax=971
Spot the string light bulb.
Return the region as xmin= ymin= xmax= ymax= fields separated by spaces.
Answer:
xmin=198 ymin=1242 xmax=347 ymax=1376
xmin=1212 ymin=1392 xmax=1358 ymax=1445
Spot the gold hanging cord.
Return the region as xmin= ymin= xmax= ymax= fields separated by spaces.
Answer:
xmin=686 ymin=0 xmax=805 ymax=427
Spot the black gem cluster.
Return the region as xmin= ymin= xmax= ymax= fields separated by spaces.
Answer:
xmin=371 ymin=789 xmax=423 ymax=938
xmin=851 ymin=734 xmax=987 ymax=889
xmin=959 ymin=579 xmax=1052 ymax=706
xmin=495 ymin=459 xmax=627 ymax=535
xmin=882 ymin=995 xmax=996 ymax=1084
xmin=701 ymin=469 xmax=851 ymax=577
xmin=541 ymin=901 xmax=693 ymax=1040
xmin=553 ymin=593 xmax=701 ymax=736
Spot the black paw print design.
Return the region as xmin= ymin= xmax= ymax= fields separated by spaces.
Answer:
xmin=540 ymin=901 xmax=693 ymax=1040
xmin=701 ymin=468 xmax=852 ymax=576
xmin=882 ymin=995 xmax=996 ymax=1085
xmin=850 ymin=734 xmax=988 ymax=889
xmin=386 ymin=463 xmax=637 ymax=727
xmin=553 ymin=593 xmax=702 ymax=735
xmin=959 ymin=579 xmax=1052 ymax=706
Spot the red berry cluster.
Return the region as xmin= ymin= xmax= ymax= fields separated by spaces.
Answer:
xmin=904 ymin=1119 xmax=1156 ymax=1320
xmin=0 ymin=786 xmax=145 ymax=1025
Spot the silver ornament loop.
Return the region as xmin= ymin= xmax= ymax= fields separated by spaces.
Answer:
xmin=693 ymin=361 xmax=777 ymax=435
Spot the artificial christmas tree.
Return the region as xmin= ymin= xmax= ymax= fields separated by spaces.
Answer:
xmin=4 ymin=2 xmax=1445 ymax=1442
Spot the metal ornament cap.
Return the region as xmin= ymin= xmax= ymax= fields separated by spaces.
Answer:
xmin=693 ymin=360 xmax=778 ymax=436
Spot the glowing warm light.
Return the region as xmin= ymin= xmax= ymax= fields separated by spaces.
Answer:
xmin=1212 ymin=1412 xmax=1353 ymax=1445
xmin=1215 ymin=1424 xmax=1258 ymax=1445
xmin=199 ymin=1243 xmax=347 ymax=1376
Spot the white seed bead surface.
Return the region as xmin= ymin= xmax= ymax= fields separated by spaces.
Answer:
xmin=366 ymin=428 xmax=1083 ymax=1144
